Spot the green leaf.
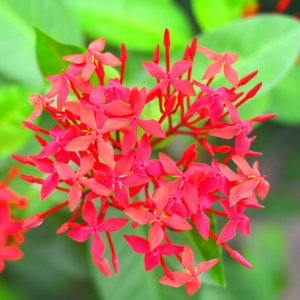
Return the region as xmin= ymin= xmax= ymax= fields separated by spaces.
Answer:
xmin=0 ymin=0 xmax=83 ymax=87
xmin=268 ymin=66 xmax=300 ymax=125
xmin=191 ymin=0 xmax=257 ymax=31
xmin=191 ymin=15 xmax=300 ymax=118
xmin=65 ymin=0 xmax=193 ymax=53
xmin=0 ymin=85 xmax=34 ymax=156
xmin=35 ymin=27 xmax=86 ymax=77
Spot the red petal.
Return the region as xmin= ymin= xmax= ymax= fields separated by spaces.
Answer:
xmin=162 ymin=214 xmax=192 ymax=231
xmin=255 ymin=179 xmax=269 ymax=200
xmin=69 ymin=183 xmax=82 ymax=211
xmin=196 ymin=46 xmax=221 ymax=60
xmin=78 ymin=153 xmax=94 ymax=178
xmin=141 ymin=61 xmax=166 ymax=78
xmin=97 ymin=218 xmax=128 ymax=232
xmin=67 ymin=227 xmax=91 ymax=242
xmin=22 ymin=213 xmax=43 ymax=229
xmin=185 ymin=278 xmax=201 ymax=296
xmin=170 ymin=60 xmax=193 ymax=77
xmin=82 ymin=56 xmax=96 ymax=81
xmin=89 ymin=37 xmax=105 ymax=53
xmin=62 ymin=53 xmax=87 ymax=63
xmin=94 ymin=52 xmax=121 ymax=66
xmin=121 ymin=124 xmax=138 ymax=154
xmin=224 ymin=62 xmax=238 ymax=89
xmin=123 ymin=208 xmax=154 ymax=224
xmin=159 ymin=153 xmax=181 ymax=175
xmin=100 ymin=118 xmax=131 ymax=134
xmin=81 ymin=103 xmax=97 ymax=131
xmin=182 ymin=245 xmax=194 ymax=274
xmin=194 ymin=209 xmax=210 ymax=240
xmin=104 ymin=100 xmax=134 ymax=116
xmin=37 ymin=141 xmax=60 ymax=158
xmin=138 ymin=119 xmax=166 ymax=138
xmin=237 ymin=216 xmax=250 ymax=236
xmin=183 ymin=182 xmax=198 ymax=214
xmin=121 ymin=173 xmax=150 ymax=187
xmin=89 ymin=86 xmax=104 ymax=106
xmin=149 ymin=222 xmax=164 ymax=250
xmin=124 ymin=235 xmax=150 ymax=254
xmin=115 ymin=150 xmax=134 ymax=176
xmin=230 ymin=250 xmax=253 ymax=269
xmin=69 ymin=76 xmax=94 ymax=94
xmin=202 ymin=60 xmax=223 ymax=80
xmin=235 ymin=131 xmax=251 ymax=157
xmin=97 ymin=137 xmax=114 ymax=169
xmin=136 ymin=134 xmax=151 ymax=162
xmin=82 ymin=200 xmax=98 ymax=228
xmin=144 ymin=252 xmax=160 ymax=271
xmin=145 ymin=160 xmax=167 ymax=177
xmin=217 ymin=219 xmax=238 ymax=243
xmin=196 ymin=258 xmax=219 ymax=275
xmin=170 ymin=78 xmax=196 ymax=96
xmin=53 ymin=162 xmax=75 ymax=180
xmin=225 ymin=100 xmax=241 ymax=124
xmin=80 ymin=178 xmax=111 ymax=196
xmin=158 ymin=244 xmax=184 ymax=255
xmin=217 ymin=163 xmax=241 ymax=181
xmin=92 ymin=234 xmax=105 ymax=264
xmin=64 ymin=134 xmax=95 ymax=151
xmin=209 ymin=126 xmax=240 ymax=139
xmin=41 ymin=173 xmax=59 ymax=201
xmin=159 ymin=271 xmax=191 ymax=287
xmin=153 ymin=184 xmax=169 ymax=216
xmin=231 ymin=155 xmax=256 ymax=177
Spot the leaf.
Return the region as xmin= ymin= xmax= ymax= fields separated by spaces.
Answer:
xmin=191 ymin=15 xmax=300 ymax=117
xmin=65 ymin=0 xmax=193 ymax=53
xmin=0 ymin=0 xmax=84 ymax=87
xmin=35 ymin=27 xmax=86 ymax=77
xmin=268 ymin=66 xmax=300 ymax=126
xmin=0 ymin=85 xmax=35 ymax=156
xmin=191 ymin=0 xmax=257 ymax=31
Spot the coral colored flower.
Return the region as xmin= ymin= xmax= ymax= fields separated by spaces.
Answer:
xmin=54 ymin=153 xmax=111 ymax=211
xmin=218 ymin=155 xmax=269 ymax=206
xmin=197 ymin=46 xmax=239 ymax=88
xmin=63 ymin=37 xmax=121 ymax=81
xmin=68 ymin=201 xmax=128 ymax=264
xmin=188 ymin=81 xmax=235 ymax=124
xmin=209 ymin=100 xmax=253 ymax=157
xmin=124 ymin=185 xmax=192 ymax=250
xmin=124 ymin=235 xmax=183 ymax=271
xmin=101 ymin=78 xmax=130 ymax=103
xmin=159 ymin=245 xmax=219 ymax=296
xmin=217 ymin=199 xmax=250 ymax=244
xmin=142 ymin=60 xmax=196 ymax=96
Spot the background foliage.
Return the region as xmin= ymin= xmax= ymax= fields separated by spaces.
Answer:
xmin=0 ymin=0 xmax=300 ymax=299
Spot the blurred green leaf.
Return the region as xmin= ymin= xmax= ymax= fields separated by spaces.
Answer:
xmin=0 ymin=0 xmax=83 ymax=87
xmin=268 ymin=66 xmax=300 ymax=125
xmin=65 ymin=0 xmax=193 ymax=53
xmin=0 ymin=85 xmax=34 ymax=156
xmin=35 ymin=27 xmax=86 ymax=77
xmin=0 ymin=280 xmax=19 ymax=300
xmin=191 ymin=0 xmax=256 ymax=31
xmin=192 ymin=15 xmax=300 ymax=118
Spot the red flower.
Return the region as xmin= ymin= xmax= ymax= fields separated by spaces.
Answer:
xmin=197 ymin=46 xmax=239 ymax=88
xmin=124 ymin=185 xmax=192 ymax=250
xmin=63 ymin=37 xmax=121 ymax=81
xmin=68 ymin=201 xmax=128 ymax=264
xmin=159 ymin=245 xmax=219 ymax=296
xmin=124 ymin=235 xmax=183 ymax=271
xmin=142 ymin=60 xmax=196 ymax=96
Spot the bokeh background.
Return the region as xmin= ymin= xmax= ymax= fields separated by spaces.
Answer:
xmin=0 ymin=0 xmax=300 ymax=299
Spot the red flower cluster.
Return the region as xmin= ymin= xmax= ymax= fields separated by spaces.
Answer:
xmin=0 ymin=167 xmax=27 ymax=273
xmin=13 ymin=29 xmax=275 ymax=296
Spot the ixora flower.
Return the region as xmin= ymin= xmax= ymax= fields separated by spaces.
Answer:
xmin=13 ymin=28 xmax=275 ymax=296
xmin=0 ymin=167 xmax=27 ymax=273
